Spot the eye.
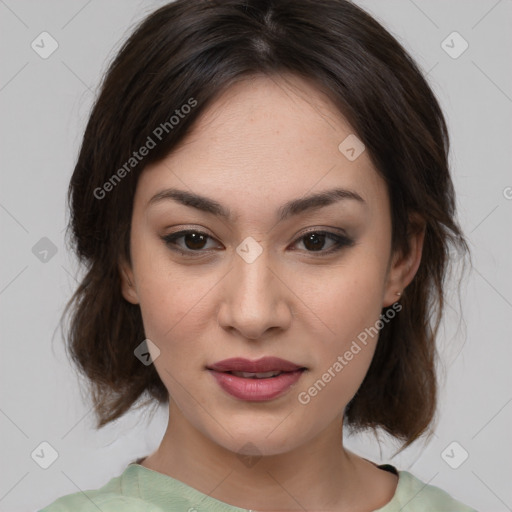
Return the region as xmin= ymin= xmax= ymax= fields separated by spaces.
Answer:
xmin=291 ymin=230 xmax=354 ymax=255
xmin=162 ymin=230 xmax=220 ymax=255
xmin=162 ymin=228 xmax=354 ymax=257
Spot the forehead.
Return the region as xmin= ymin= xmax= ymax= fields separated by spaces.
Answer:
xmin=136 ymin=74 xmax=386 ymax=217
xmin=174 ymin=73 xmax=356 ymax=162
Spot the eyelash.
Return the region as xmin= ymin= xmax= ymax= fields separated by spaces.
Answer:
xmin=161 ymin=229 xmax=354 ymax=257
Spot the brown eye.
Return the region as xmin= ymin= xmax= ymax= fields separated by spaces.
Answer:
xmin=302 ymin=232 xmax=329 ymax=251
xmin=181 ymin=232 xmax=208 ymax=250
xmin=162 ymin=229 xmax=354 ymax=257
xmin=162 ymin=230 xmax=219 ymax=254
xmin=293 ymin=231 xmax=354 ymax=255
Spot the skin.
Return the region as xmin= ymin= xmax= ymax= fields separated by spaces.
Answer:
xmin=120 ymin=73 xmax=424 ymax=511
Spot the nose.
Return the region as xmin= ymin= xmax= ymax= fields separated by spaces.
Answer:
xmin=216 ymin=247 xmax=294 ymax=340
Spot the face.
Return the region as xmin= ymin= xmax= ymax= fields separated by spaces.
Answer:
xmin=121 ymin=74 xmax=422 ymax=457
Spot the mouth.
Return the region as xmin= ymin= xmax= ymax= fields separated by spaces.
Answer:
xmin=207 ymin=356 xmax=306 ymax=374
xmin=223 ymin=370 xmax=288 ymax=379
xmin=206 ymin=357 xmax=307 ymax=401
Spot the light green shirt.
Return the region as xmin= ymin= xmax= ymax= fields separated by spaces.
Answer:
xmin=39 ymin=461 xmax=478 ymax=511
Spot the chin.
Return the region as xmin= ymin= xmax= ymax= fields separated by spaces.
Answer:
xmin=201 ymin=417 xmax=313 ymax=458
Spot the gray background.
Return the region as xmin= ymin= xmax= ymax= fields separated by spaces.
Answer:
xmin=0 ymin=0 xmax=511 ymax=511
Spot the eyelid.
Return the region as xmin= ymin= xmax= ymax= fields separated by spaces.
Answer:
xmin=298 ymin=226 xmax=349 ymax=238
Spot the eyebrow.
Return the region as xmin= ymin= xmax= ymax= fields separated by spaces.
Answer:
xmin=147 ymin=187 xmax=365 ymax=222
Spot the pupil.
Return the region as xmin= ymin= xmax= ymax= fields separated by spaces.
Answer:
xmin=304 ymin=233 xmax=325 ymax=251
xmin=185 ymin=233 xmax=207 ymax=250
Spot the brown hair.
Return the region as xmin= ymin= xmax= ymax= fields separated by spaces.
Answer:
xmin=60 ymin=0 xmax=468 ymax=449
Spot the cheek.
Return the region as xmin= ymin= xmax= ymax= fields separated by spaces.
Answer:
xmin=130 ymin=224 xmax=206 ymax=342
xmin=132 ymin=244 xmax=222 ymax=379
xmin=137 ymin=273 xmax=210 ymax=350
xmin=292 ymin=250 xmax=389 ymax=404
xmin=301 ymin=253 xmax=388 ymax=343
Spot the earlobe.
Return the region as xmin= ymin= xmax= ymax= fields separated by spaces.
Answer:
xmin=383 ymin=216 xmax=426 ymax=307
xmin=119 ymin=260 xmax=139 ymax=304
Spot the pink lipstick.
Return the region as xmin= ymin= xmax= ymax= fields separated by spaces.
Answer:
xmin=207 ymin=357 xmax=306 ymax=401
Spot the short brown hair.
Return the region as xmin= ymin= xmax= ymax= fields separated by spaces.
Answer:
xmin=60 ymin=0 xmax=468 ymax=449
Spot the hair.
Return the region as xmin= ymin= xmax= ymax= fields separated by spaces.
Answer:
xmin=60 ymin=0 xmax=468 ymax=450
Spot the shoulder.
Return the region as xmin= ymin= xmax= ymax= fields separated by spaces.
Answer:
xmin=37 ymin=466 xmax=163 ymax=512
xmin=382 ymin=470 xmax=479 ymax=512
xmin=37 ymin=492 xmax=161 ymax=512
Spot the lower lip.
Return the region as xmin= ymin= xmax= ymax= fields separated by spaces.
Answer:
xmin=208 ymin=369 xmax=305 ymax=401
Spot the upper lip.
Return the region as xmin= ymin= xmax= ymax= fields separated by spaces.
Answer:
xmin=207 ymin=357 xmax=304 ymax=373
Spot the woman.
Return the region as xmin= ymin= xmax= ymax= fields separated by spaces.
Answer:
xmin=40 ymin=0 xmax=477 ymax=510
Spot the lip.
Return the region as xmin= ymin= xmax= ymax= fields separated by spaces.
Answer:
xmin=207 ymin=357 xmax=303 ymax=373
xmin=206 ymin=357 xmax=306 ymax=402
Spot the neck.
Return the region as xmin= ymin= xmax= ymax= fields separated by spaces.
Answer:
xmin=141 ymin=402 xmax=370 ymax=511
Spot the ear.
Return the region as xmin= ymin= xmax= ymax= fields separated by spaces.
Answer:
xmin=382 ymin=214 xmax=425 ymax=307
xmin=119 ymin=257 xmax=139 ymax=305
